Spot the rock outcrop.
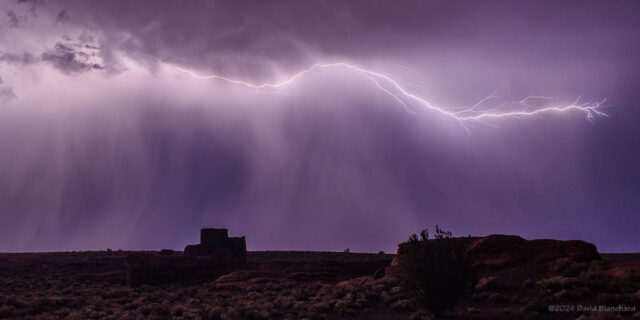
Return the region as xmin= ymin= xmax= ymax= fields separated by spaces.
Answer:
xmin=467 ymin=235 xmax=600 ymax=270
xmin=388 ymin=234 xmax=600 ymax=278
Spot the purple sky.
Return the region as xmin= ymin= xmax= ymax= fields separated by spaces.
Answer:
xmin=0 ymin=0 xmax=639 ymax=253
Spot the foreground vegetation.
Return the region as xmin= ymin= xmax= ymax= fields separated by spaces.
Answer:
xmin=1 ymin=238 xmax=639 ymax=319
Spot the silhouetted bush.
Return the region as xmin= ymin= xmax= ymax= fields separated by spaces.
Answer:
xmin=398 ymin=225 xmax=475 ymax=316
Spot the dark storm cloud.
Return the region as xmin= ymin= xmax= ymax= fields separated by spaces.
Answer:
xmin=39 ymin=0 xmax=640 ymax=85
xmin=0 ymin=43 xmax=102 ymax=74
xmin=5 ymin=0 xmax=41 ymax=27
xmin=0 ymin=51 xmax=37 ymax=65
xmin=0 ymin=87 xmax=15 ymax=101
xmin=55 ymin=10 xmax=69 ymax=23
xmin=0 ymin=75 xmax=16 ymax=102
xmin=0 ymin=47 xmax=102 ymax=74
xmin=0 ymin=0 xmax=639 ymax=253
xmin=40 ymin=42 xmax=103 ymax=73
xmin=16 ymin=0 xmax=42 ymax=17
xmin=5 ymin=10 xmax=23 ymax=27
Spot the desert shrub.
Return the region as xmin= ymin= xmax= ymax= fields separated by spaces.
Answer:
xmin=535 ymin=276 xmax=580 ymax=291
xmin=410 ymin=309 xmax=434 ymax=320
xmin=522 ymin=300 xmax=547 ymax=314
xmin=487 ymin=292 xmax=509 ymax=303
xmin=475 ymin=276 xmax=498 ymax=292
xmin=397 ymin=226 xmax=475 ymax=316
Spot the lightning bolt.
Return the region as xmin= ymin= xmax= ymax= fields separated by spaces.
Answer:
xmin=172 ymin=62 xmax=607 ymax=132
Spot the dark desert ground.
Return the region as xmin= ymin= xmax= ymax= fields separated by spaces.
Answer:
xmin=1 ymin=231 xmax=639 ymax=320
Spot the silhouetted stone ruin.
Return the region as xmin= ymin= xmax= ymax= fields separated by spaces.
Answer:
xmin=184 ymin=228 xmax=247 ymax=261
xmin=125 ymin=228 xmax=246 ymax=286
xmin=202 ymin=228 xmax=228 ymax=245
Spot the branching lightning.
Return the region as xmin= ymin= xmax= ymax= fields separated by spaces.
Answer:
xmin=173 ymin=62 xmax=607 ymax=132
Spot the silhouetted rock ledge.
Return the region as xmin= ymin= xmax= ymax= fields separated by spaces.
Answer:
xmin=468 ymin=235 xmax=600 ymax=269
xmin=388 ymin=234 xmax=600 ymax=277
